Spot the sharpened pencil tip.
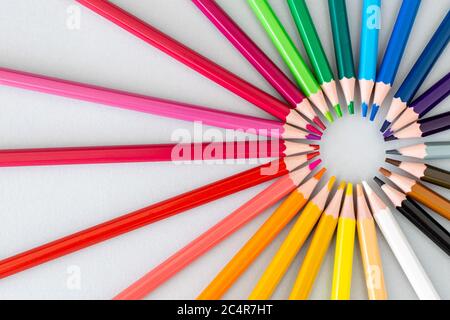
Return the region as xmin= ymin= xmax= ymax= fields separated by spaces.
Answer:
xmin=386 ymin=149 xmax=400 ymax=155
xmin=385 ymin=158 xmax=401 ymax=167
xmin=334 ymin=104 xmax=343 ymax=118
xmin=327 ymin=176 xmax=337 ymax=190
xmin=348 ymin=101 xmax=354 ymax=114
xmin=309 ymin=159 xmax=322 ymax=171
xmin=306 ymin=124 xmax=322 ymax=136
xmin=307 ymin=151 xmax=320 ymax=160
xmin=373 ymin=176 xmax=385 ymax=187
xmin=306 ymin=133 xmax=321 ymax=141
xmin=384 ymin=135 xmax=397 ymax=142
xmin=383 ymin=129 xmax=393 ymax=138
xmin=379 ymin=167 xmax=391 ymax=177
xmin=324 ymin=111 xmax=334 ymax=123
xmin=346 ymin=183 xmax=353 ymax=196
xmin=361 ymin=102 xmax=368 ymax=117
xmin=370 ymin=105 xmax=379 ymax=121
xmin=311 ymin=144 xmax=320 ymax=150
xmin=380 ymin=120 xmax=391 ymax=132
xmin=338 ymin=181 xmax=346 ymax=190
xmin=314 ymin=167 xmax=327 ymax=180
xmin=313 ymin=117 xmax=326 ymax=131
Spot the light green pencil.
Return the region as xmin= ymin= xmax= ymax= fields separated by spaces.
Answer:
xmin=248 ymin=0 xmax=333 ymax=123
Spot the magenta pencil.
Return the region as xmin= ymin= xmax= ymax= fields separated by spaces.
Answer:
xmin=0 ymin=67 xmax=317 ymax=140
xmin=192 ymin=0 xmax=325 ymax=130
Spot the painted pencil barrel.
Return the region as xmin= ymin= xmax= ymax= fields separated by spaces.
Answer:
xmin=328 ymin=0 xmax=355 ymax=80
xmin=423 ymin=165 xmax=450 ymax=189
xmin=393 ymin=11 xmax=450 ymax=104
xmin=331 ymin=217 xmax=356 ymax=300
xmin=288 ymin=0 xmax=334 ymax=85
xmin=376 ymin=0 xmax=421 ymax=85
xmin=410 ymin=184 xmax=450 ymax=220
xmin=357 ymin=218 xmax=387 ymax=299
xmin=425 ymin=142 xmax=450 ymax=159
xmin=248 ymin=0 xmax=321 ymax=97
xmin=359 ymin=0 xmax=380 ymax=82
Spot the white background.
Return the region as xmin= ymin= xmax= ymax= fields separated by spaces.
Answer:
xmin=0 ymin=0 xmax=449 ymax=300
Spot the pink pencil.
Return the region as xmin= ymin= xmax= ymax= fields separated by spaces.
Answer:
xmin=0 ymin=67 xmax=318 ymax=140
xmin=192 ymin=0 xmax=325 ymax=130
xmin=114 ymin=160 xmax=321 ymax=300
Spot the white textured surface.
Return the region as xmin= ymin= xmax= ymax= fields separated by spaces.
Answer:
xmin=0 ymin=0 xmax=448 ymax=300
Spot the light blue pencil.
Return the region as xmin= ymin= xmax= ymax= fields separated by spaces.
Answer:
xmin=359 ymin=0 xmax=381 ymax=118
xmin=372 ymin=0 xmax=421 ymax=121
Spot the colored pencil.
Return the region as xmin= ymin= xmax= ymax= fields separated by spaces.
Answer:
xmin=362 ymin=181 xmax=440 ymax=300
xmin=384 ymin=111 xmax=450 ymax=141
xmin=331 ymin=183 xmax=355 ymax=300
xmin=114 ymin=160 xmax=322 ymax=300
xmin=288 ymin=0 xmax=342 ymax=116
xmin=197 ymin=168 xmax=325 ymax=300
xmin=247 ymin=0 xmax=333 ymax=123
xmin=374 ymin=177 xmax=450 ymax=256
xmin=0 ymin=141 xmax=320 ymax=168
xmin=356 ymin=184 xmax=387 ymax=300
xmin=359 ymin=0 xmax=381 ymax=118
xmin=388 ymin=72 xmax=450 ymax=134
xmin=0 ymin=155 xmax=313 ymax=279
xmin=381 ymin=11 xmax=450 ymax=132
xmin=372 ymin=0 xmax=421 ymax=119
xmin=192 ymin=0 xmax=326 ymax=131
xmin=249 ymin=176 xmax=336 ymax=300
xmin=75 ymin=0 xmax=315 ymax=131
xmin=386 ymin=158 xmax=450 ymax=189
xmin=328 ymin=0 xmax=356 ymax=113
xmin=386 ymin=142 xmax=450 ymax=160
xmin=379 ymin=168 xmax=450 ymax=220
xmin=289 ymin=181 xmax=346 ymax=300
xmin=0 ymin=67 xmax=314 ymax=140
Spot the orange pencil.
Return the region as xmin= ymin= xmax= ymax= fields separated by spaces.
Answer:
xmin=196 ymin=168 xmax=326 ymax=300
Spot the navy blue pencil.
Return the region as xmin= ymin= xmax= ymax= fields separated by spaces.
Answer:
xmin=381 ymin=10 xmax=450 ymax=132
xmin=371 ymin=0 xmax=421 ymax=120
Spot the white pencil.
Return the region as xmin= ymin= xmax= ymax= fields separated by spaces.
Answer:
xmin=362 ymin=181 xmax=440 ymax=300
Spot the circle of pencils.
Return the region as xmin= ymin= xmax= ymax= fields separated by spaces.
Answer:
xmin=0 ymin=0 xmax=449 ymax=301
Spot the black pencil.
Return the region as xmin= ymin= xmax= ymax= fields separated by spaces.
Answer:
xmin=374 ymin=177 xmax=450 ymax=256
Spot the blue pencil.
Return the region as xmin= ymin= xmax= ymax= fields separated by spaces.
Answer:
xmin=371 ymin=0 xmax=421 ymax=121
xmin=359 ymin=0 xmax=381 ymax=118
xmin=381 ymin=10 xmax=450 ymax=132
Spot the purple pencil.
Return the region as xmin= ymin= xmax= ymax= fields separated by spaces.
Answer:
xmin=192 ymin=0 xmax=326 ymax=130
xmin=385 ymin=111 xmax=450 ymax=141
xmin=388 ymin=73 xmax=450 ymax=134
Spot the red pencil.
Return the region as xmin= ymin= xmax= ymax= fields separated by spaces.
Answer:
xmin=0 ymin=141 xmax=318 ymax=167
xmin=76 ymin=0 xmax=322 ymax=133
xmin=0 ymin=154 xmax=315 ymax=279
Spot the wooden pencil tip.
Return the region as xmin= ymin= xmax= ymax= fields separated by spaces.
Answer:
xmin=314 ymin=167 xmax=327 ymax=180
xmin=379 ymin=167 xmax=391 ymax=177
xmin=338 ymin=181 xmax=346 ymax=190
xmin=385 ymin=158 xmax=401 ymax=167
xmin=307 ymin=151 xmax=320 ymax=160
xmin=356 ymin=183 xmax=363 ymax=196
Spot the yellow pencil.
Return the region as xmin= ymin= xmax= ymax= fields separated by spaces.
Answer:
xmin=289 ymin=181 xmax=346 ymax=300
xmin=331 ymin=183 xmax=356 ymax=300
xmin=249 ymin=176 xmax=336 ymax=300
xmin=356 ymin=184 xmax=387 ymax=300
xmin=197 ymin=169 xmax=326 ymax=300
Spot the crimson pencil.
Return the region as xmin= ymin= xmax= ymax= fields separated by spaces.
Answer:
xmin=192 ymin=0 xmax=325 ymax=130
xmin=0 ymin=141 xmax=318 ymax=167
xmin=0 ymin=155 xmax=311 ymax=279
xmin=75 ymin=0 xmax=320 ymax=132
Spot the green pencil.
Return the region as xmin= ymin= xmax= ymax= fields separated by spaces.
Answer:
xmin=288 ymin=0 xmax=342 ymax=117
xmin=328 ymin=0 xmax=356 ymax=114
xmin=248 ymin=0 xmax=333 ymax=123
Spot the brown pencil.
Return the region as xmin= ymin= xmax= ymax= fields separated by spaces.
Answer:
xmin=386 ymin=158 xmax=450 ymax=189
xmin=379 ymin=168 xmax=450 ymax=220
